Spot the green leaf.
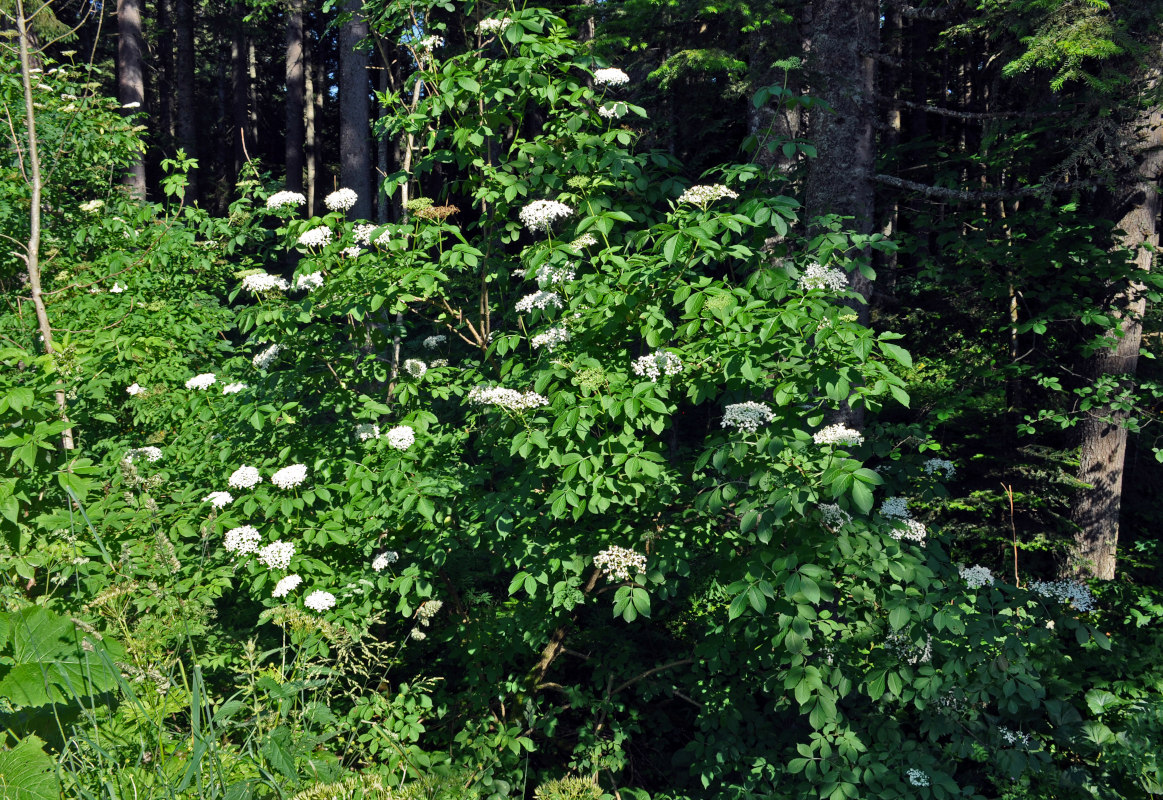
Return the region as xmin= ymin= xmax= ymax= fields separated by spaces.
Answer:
xmin=879 ymin=341 xmax=913 ymax=368
xmin=261 ymin=726 xmax=299 ymax=783
xmin=0 ymin=735 xmax=60 ymax=800
xmin=850 ymin=481 xmax=873 ymax=514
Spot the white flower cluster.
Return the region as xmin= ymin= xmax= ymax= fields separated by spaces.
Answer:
xmin=812 ymin=424 xmax=864 ymax=447
xmin=998 ymin=726 xmax=1032 ymax=748
xmin=80 ymin=199 xmax=105 ymax=213
xmin=272 ymin=574 xmax=302 ymax=598
xmin=222 ymin=382 xmax=247 ymax=394
xmin=294 ymin=272 xmax=324 ymax=291
xmin=959 ymin=564 xmax=995 ymax=589
xmin=598 ymin=104 xmax=623 ymax=120
xmin=594 ymin=67 xmax=630 ymax=86
xmin=110 ymin=283 xmax=126 ymax=293
xmin=677 ymin=184 xmax=738 ymax=206
xmin=515 ymin=291 xmax=563 ymax=313
xmin=297 ymin=227 xmax=333 ymax=248
xmin=532 ymin=326 xmax=571 ymax=352
xmin=894 ymin=519 xmax=928 ymax=545
xmin=880 ymin=496 xmax=910 ymax=519
xmin=324 ymin=188 xmax=358 ymax=212
xmin=923 ymin=458 xmax=956 ymax=479
xmin=593 ymin=545 xmax=647 ymax=582
xmin=271 ymin=464 xmax=307 ymax=489
xmin=722 ymin=401 xmax=775 ymax=433
xmin=257 ymin=540 xmax=295 ymax=570
xmin=906 ymin=769 xmax=930 ymax=787
xmin=423 ymin=334 xmax=446 ymax=350
xmin=224 ymin=525 xmax=261 ymax=555
xmin=265 ymin=191 xmax=307 ymax=210
xmin=253 ymin=343 xmax=281 ymax=371
xmin=228 ymin=465 xmax=262 ymax=489
xmin=343 ymin=246 xmax=363 ymax=258
xmin=797 ymin=262 xmax=848 ymax=292
xmin=356 ymin=423 xmax=380 ymax=441
xmin=404 ymin=359 xmax=427 ymax=379
xmin=416 ymin=599 xmax=443 ymax=621
xmin=353 ymin=223 xmax=390 ymax=247
xmin=386 ymin=425 xmax=415 ymax=450
xmin=1029 ymin=579 xmax=1096 ymax=613
xmin=631 ymin=350 xmax=683 ymax=382
xmin=477 ymin=16 xmax=511 ymax=34
xmin=126 ymin=382 xmax=145 ymax=396
xmin=467 ymin=386 xmax=550 ymax=412
xmin=304 ymin=590 xmax=336 ymax=612
xmin=535 ymin=262 xmax=576 ymax=287
xmin=126 ymin=446 xmax=163 ymax=463
xmin=241 ymin=272 xmax=290 ymax=293
xmin=571 ymin=233 xmax=598 ymax=248
xmin=519 ymin=200 xmax=574 ymax=233
xmin=185 ymin=373 xmax=217 ymax=390
xmin=417 ymin=35 xmax=444 ymax=51
xmin=203 ymin=491 xmax=234 ymax=509
xmin=819 ymin=503 xmax=852 ymax=528
xmin=886 ymin=630 xmax=932 ymax=665
xmin=372 ymin=551 xmax=399 ymax=571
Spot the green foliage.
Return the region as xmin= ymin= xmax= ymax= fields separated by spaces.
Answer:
xmin=0 ymin=734 xmax=60 ymax=800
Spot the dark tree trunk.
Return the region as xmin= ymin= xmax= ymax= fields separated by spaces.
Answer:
xmin=175 ymin=0 xmax=199 ymax=202
xmin=1071 ymin=103 xmax=1163 ymax=580
xmin=231 ymin=19 xmax=251 ymax=182
xmin=339 ymin=0 xmax=372 ymax=218
xmin=157 ymin=0 xmax=174 ymax=145
xmin=117 ymin=0 xmax=147 ymax=198
xmin=285 ymin=0 xmax=306 ymax=193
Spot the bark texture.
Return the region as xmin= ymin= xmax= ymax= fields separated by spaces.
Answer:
xmin=285 ymin=0 xmax=306 ymax=193
xmin=176 ymin=0 xmax=199 ymax=201
xmin=117 ymin=0 xmax=147 ymax=198
xmin=339 ymin=0 xmax=373 ymax=218
xmin=1070 ymin=104 xmax=1163 ymax=580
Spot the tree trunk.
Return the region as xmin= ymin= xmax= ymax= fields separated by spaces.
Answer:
xmin=339 ymin=0 xmax=372 ymax=218
xmin=305 ymin=28 xmax=320 ymax=215
xmin=175 ymin=0 xmax=199 ymax=202
xmin=1070 ymin=103 xmax=1163 ymax=580
xmin=157 ymin=0 xmax=174 ymax=144
xmin=285 ymin=0 xmax=306 ymax=193
xmin=230 ymin=19 xmax=252 ymax=182
xmin=117 ymin=0 xmax=147 ymax=198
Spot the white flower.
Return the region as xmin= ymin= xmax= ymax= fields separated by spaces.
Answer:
xmin=535 ymin=262 xmax=576 ymax=287
xmin=372 ymin=551 xmax=399 ymax=571
xmin=891 ymin=518 xmax=927 ymax=546
xmin=923 ymin=458 xmax=956 ymax=480
xmin=185 ymin=373 xmax=217 ymax=390
xmin=222 ymin=382 xmax=247 ymax=394
xmin=122 ymin=101 xmax=141 ymax=109
xmin=227 ymin=465 xmax=262 ymax=489
xmin=598 ymin=103 xmax=625 ymax=119
xmin=532 ymin=326 xmax=571 ymax=352
xmin=423 ymin=334 xmax=447 ymax=349
xmin=519 ymin=200 xmax=574 ymax=233
xmin=594 ymin=67 xmax=630 ymax=86
xmin=819 ymin=503 xmax=852 ymax=528
xmin=297 ymin=226 xmax=333 ymax=248
xmin=571 ymin=233 xmax=598 ymax=249
xmin=416 ymin=599 xmax=443 ymax=622
xmin=324 ymin=188 xmax=358 ymax=212
xmin=265 ymin=191 xmax=307 ymax=210
xmin=593 ymin=545 xmax=647 ymax=582
xmin=272 ymin=574 xmax=303 ymax=598
xmin=80 ymin=199 xmax=105 ymax=213
xmin=294 ymin=272 xmax=324 ymax=291
xmin=906 ymin=768 xmax=930 ymax=787
xmin=409 ymin=628 xmax=428 ymax=640
xmin=356 ymin=423 xmax=381 ymax=441
xmin=241 ymin=272 xmax=290 ymax=293
xmin=224 ymin=525 xmax=261 ymax=555
xmin=631 ymin=350 xmax=682 ymax=382
xmin=812 ymin=424 xmax=864 ymax=447
xmin=467 ymin=386 xmax=550 ymax=412
xmin=203 ymin=491 xmax=234 ymax=509
xmin=416 ymin=35 xmax=443 ymax=51
xmin=879 ymin=496 xmax=910 ymax=519
xmin=304 ymin=590 xmax=336 ymax=612
xmin=386 ymin=425 xmax=415 ymax=450
xmin=253 ymin=343 xmax=282 ymax=371
xmin=998 ymin=726 xmax=1032 ymax=748
xmin=257 ymin=540 xmax=296 ymax=570
xmin=722 ymin=401 xmax=775 ymax=433
xmin=797 ymin=262 xmax=848 ymax=292
xmin=677 ymin=184 xmax=738 ymax=206
xmin=110 ymin=282 xmax=126 ymax=293
xmin=1029 ymin=579 xmax=1097 ymax=613
xmin=126 ymin=446 xmax=163 ymax=463
xmin=403 ymin=359 xmax=427 ymax=379
xmin=271 ymin=464 xmax=307 ymax=489
xmin=477 ymin=16 xmax=512 ymax=34
xmin=515 ymin=291 xmax=563 ymax=313
xmin=342 ymin=245 xmax=363 ymax=258
xmin=959 ymin=564 xmax=995 ymax=589
xmin=126 ymin=383 xmax=144 ymax=396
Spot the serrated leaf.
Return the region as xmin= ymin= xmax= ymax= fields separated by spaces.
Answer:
xmin=0 ymin=735 xmax=60 ymax=800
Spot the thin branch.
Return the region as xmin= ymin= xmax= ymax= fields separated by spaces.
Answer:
xmin=884 ymin=97 xmax=1065 ymax=121
xmin=872 ymin=173 xmax=1096 ymax=203
xmin=610 ymin=658 xmax=694 ymax=697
